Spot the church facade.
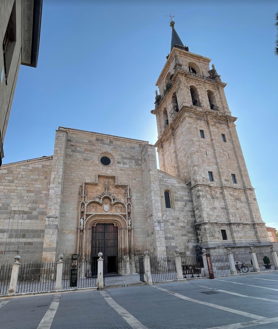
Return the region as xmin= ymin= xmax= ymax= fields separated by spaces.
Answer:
xmin=0 ymin=22 xmax=271 ymax=274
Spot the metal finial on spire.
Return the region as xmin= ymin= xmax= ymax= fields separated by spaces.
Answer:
xmin=167 ymin=14 xmax=175 ymax=27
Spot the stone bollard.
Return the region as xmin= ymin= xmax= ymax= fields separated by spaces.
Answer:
xmin=202 ymin=249 xmax=209 ymax=277
xmin=55 ymin=254 xmax=64 ymax=290
xmin=97 ymin=252 xmax=104 ymax=289
xmin=143 ymin=251 xmax=153 ymax=285
xmin=227 ymin=248 xmax=237 ymax=275
xmin=174 ymin=250 xmax=184 ymax=280
xmin=8 ymin=255 xmax=21 ymax=295
xmin=270 ymin=246 xmax=278 ymax=270
xmin=250 ymin=247 xmax=260 ymax=273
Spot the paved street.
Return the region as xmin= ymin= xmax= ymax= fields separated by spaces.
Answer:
xmin=1 ymin=272 xmax=278 ymax=329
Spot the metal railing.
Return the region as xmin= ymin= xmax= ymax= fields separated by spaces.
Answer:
xmin=150 ymin=256 xmax=177 ymax=283
xmin=233 ymin=253 xmax=254 ymax=273
xmin=17 ymin=262 xmax=56 ymax=294
xmin=0 ymin=264 xmax=12 ymax=296
xmin=181 ymin=255 xmax=203 ymax=278
xmin=139 ymin=257 xmax=144 ymax=282
xmin=256 ymin=252 xmax=274 ymax=270
xmin=210 ymin=254 xmax=231 ymax=277
xmin=62 ymin=260 xmax=97 ymax=290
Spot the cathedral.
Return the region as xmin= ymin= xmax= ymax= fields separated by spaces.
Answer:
xmin=0 ymin=22 xmax=271 ymax=275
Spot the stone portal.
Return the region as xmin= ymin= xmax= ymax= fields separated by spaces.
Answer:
xmin=76 ymin=175 xmax=136 ymax=275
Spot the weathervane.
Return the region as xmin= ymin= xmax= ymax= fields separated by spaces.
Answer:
xmin=167 ymin=14 xmax=175 ymax=22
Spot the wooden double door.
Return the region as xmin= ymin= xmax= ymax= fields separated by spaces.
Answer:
xmin=91 ymin=224 xmax=118 ymax=275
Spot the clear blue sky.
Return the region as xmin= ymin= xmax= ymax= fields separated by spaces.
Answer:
xmin=3 ymin=0 xmax=278 ymax=229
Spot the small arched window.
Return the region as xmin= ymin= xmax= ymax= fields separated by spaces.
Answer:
xmin=164 ymin=190 xmax=171 ymax=208
xmin=190 ymin=86 xmax=201 ymax=107
xmin=163 ymin=109 xmax=169 ymax=129
xmin=207 ymin=90 xmax=218 ymax=110
xmin=188 ymin=62 xmax=200 ymax=75
xmin=172 ymin=93 xmax=179 ymax=112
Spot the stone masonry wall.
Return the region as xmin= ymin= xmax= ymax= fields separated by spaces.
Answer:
xmin=141 ymin=145 xmax=166 ymax=257
xmin=0 ymin=157 xmax=52 ymax=263
xmin=56 ymin=127 xmax=150 ymax=260
xmin=158 ymin=170 xmax=197 ymax=256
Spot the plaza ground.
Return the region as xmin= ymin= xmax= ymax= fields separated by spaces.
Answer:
xmin=1 ymin=272 xmax=278 ymax=329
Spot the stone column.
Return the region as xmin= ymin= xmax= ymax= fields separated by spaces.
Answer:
xmin=97 ymin=252 xmax=104 ymax=289
xmin=143 ymin=251 xmax=153 ymax=285
xmin=174 ymin=250 xmax=184 ymax=280
xmin=54 ymin=254 xmax=63 ymax=290
xmin=202 ymin=249 xmax=209 ymax=277
xmin=8 ymin=255 xmax=21 ymax=295
xmin=227 ymin=248 xmax=237 ymax=275
xmin=250 ymin=247 xmax=260 ymax=273
xmin=270 ymin=246 xmax=278 ymax=270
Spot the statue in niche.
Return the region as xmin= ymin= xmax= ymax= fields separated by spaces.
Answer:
xmin=128 ymin=218 xmax=131 ymax=228
xmin=80 ymin=217 xmax=84 ymax=231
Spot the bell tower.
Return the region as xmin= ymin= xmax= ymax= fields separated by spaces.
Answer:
xmin=151 ymin=21 xmax=270 ymax=249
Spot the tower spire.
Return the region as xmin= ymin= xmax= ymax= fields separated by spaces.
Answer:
xmin=170 ymin=21 xmax=189 ymax=52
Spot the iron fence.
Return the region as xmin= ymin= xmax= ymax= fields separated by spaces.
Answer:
xmin=256 ymin=251 xmax=274 ymax=271
xmin=17 ymin=262 xmax=56 ymax=294
xmin=150 ymin=256 xmax=177 ymax=283
xmin=0 ymin=263 xmax=12 ymax=296
xmin=233 ymin=253 xmax=254 ymax=273
xmin=210 ymin=254 xmax=231 ymax=277
xmin=139 ymin=257 xmax=144 ymax=282
xmin=181 ymin=256 xmax=202 ymax=278
xmin=62 ymin=260 xmax=97 ymax=290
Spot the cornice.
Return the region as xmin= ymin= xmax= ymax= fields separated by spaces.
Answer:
xmin=58 ymin=127 xmax=149 ymax=145
xmin=190 ymin=183 xmax=254 ymax=191
xmin=154 ymin=105 xmax=237 ymax=147
xmin=0 ymin=155 xmax=53 ymax=168
xmin=195 ymin=221 xmax=265 ymax=226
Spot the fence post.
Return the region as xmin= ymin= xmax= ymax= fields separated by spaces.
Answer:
xmin=174 ymin=250 xmax=184 ymax=280
xmin=202 ymin=249 xmax=209 ymax=277
xmin=55 ymin=254 xmax=63 ymax=290
xmin=143 ymin=251 xmax=153 ymax=285
xmin=124 ymin=255 xmax=131 ymax=275
xmin=270 ymin=246 xmax=278 ymax=270
xmin=8 ymin=255 xmax=21 ymax=295
xmin=97 ymin=252 xmax=104 ymax=289
xmin=227 ymin=248 xmax=237 ymax=275
xmin=250 ymin=247 xmax=260 ymax=273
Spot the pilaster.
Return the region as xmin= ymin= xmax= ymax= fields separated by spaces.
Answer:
xmin=141 ymin=144 xmax=166 ymax=257
xmin=42 ymin=130 xmax=67 ymax=262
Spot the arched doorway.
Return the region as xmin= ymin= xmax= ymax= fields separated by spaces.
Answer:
xmin=91 ymin=223 xmax=118 ymax=275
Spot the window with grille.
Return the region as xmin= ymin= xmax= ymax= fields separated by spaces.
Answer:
xmin=208 ymin=171 xmax=214 ymax=182
xmin=231 ymin=174 xmax=237 ymax=184
xmin=221 ymin=230 xmax=227 ymax=240
xmin=164 ymin=190 xmax=171 ymax=208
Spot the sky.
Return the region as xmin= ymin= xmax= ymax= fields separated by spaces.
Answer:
xmin=3 ymin=0 xmax=278 ymax=229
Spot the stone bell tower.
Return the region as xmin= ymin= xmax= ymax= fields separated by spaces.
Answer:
xmin=151 ymin=21 xmax=270 ymax=251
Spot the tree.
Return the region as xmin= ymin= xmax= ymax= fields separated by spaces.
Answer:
xmin=276 ymin=12 xmax=278 ymax=56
